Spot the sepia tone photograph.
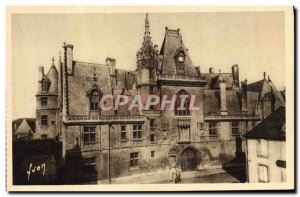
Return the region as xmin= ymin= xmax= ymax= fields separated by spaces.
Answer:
xmin=6 ymin=6 xmax=294 ymax=191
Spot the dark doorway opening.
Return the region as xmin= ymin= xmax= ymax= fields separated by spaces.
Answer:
xmin=181 ymin=148 xmax=197 ymax=171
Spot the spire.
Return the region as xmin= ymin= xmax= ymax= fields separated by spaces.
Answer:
xmin=136 ymin=13 xmax=158 ymax=70
xmin=263 ymin=72 xmax=266 ymax=80
xmin=145 ymin=13 xmax=150 ymax=37
xmin=93 ymin=67 xmax=97 ymax=82
xmin=51 ymin=56 xmax=55 ymax=67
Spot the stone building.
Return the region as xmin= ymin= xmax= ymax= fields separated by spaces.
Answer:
xmin=12 ymin=118 xmax=36 ymax=141
xmin=35 ymin=14 xmax=285 ymax=182
xmin=245 ymin=106 xmax=286 ymax=183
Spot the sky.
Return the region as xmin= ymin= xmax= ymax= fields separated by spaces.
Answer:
xmin=11 ymin=12 xmax=285 ymax=119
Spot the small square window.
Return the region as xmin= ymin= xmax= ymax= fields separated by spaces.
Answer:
xmin=84 ymin=157 xmax=96 ymax=166
xmin=133 ymin=124 xmax=143 ymax=140
xmin=120 ymin=125 xmax=126 ymax=141
xmin=83 ymin=126 xmax=96 ymax=143
xmin=150 ymin=119 xmax=155 ymax=128
xmin=41 ymin=115 xmax=48 ymax=126
xmin=161 ymin=123 xmax=169 ymax=132
xmin=130 ymin=152 xmax=139 ymax=168
xmin=51 ymin=121 xmax=56 ymax=126
xmin=151 ymin=151 xmax=155 ymax=158
xmin=209 ymin=122 xmax=218 ymax=136
xmin=41 ymin=97 xmax=48 ymax=106
xmin=258 ymin=164 xmax=269 ymax=183
xmin=150 ymin=134 xmax=155 ymax=142
xmin=257 ymin=139 xmax=268 ymax=157
xmin=41 ymin=134 xmax=48 ymax=139
xmin=231 ymin=122 xmax=240 ymax=136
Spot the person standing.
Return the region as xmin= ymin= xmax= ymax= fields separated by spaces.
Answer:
xmin=169 ymin=164 xmax=182 ymax=183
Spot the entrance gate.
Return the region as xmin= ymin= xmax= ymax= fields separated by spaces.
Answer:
xmin=181 ymin=148 xmax=197 ymax=171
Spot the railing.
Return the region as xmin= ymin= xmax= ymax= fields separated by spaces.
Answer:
xmin=200 ymin=135 xmax=220 ymax=142
xmin=166 ymin=28 xmax=180 ymax=35
xmin=81 ymin=142 xmax=101 ymax=151
xmin=142 ymin=110 xmax=160 ymax=116
xmin=204 ymin=115 xmax=261 ymax=121
xmin=65 ymin=115 xmax=145 ymax=124
xmin=159 ymin=74 xmax=204 ymax=81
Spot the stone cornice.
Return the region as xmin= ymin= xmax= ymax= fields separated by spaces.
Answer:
xmin=64 ymin=115 xmax=146 ymax=125
xmin=204 ymin=115 xmax=261 ymax=121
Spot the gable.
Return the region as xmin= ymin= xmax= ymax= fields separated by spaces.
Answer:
xmin=16 ymin=119 xmax=33 ymax=134
xmin=159 ymin=29 xmax=198 ymax=77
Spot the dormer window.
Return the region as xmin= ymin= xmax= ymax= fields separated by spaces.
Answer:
xmin=90 ymin=91 xmax=100 ymax=111
xmin=174 ymin=47 xmax=186 ymax=75
xmin=41 ymin=79 xmax=49 ymax=92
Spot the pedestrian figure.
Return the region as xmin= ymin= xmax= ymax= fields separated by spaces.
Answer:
xmin=169 ymin=164 xmax=182 ymax=183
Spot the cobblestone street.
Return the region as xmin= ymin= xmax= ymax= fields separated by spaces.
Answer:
xmin=98 ymin=168 xmax=246 ymax=184
xmin=151 ymin=171 xmax=242 ymax=184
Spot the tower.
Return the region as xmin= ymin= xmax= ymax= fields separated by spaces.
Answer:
xmin=35 ymin=57 xmax=59 ymax=139
xmin=136 ymin=13 xmax=159 ymax=108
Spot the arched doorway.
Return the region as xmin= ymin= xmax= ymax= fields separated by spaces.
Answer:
xmin=181 ymin=148 xmax=197 ymax=171
xmin=168 ymin=149 xmax=177 ymax=168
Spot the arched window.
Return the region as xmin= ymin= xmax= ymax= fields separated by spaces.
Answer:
xmin=42 ymin=79 xmax=48 ymax=92
xmin=90 ymin=91 xmax=100 ymax=111
xmin=175 ymin=90 xmax=190 ymax=116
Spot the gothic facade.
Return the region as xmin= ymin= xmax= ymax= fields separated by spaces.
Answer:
xmin=35 ymin=14 xmax=285 ymax=183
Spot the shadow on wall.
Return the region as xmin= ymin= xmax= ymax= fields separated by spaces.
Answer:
xmin=221 ymin=137 xmax=246 ymax=183
xmin=13 ymin=139 xmax=63 ymax=185
xmin=64 ymin=145 xmax=98 ymax=184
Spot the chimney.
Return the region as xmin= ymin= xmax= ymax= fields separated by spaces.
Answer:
xmin=219 ymin=76 xmax=227 ymax=115
xmin=39 ymin=66 xmax=44 ymax=81
xmin=241 ymin=79 xmax=248 ymax=113
xmin=231 ymin=64 xmax=239 ymax=87
xmin=195 ymin=66 xmax=201 ymax=76
xmin=106 ymin=57 xmax=116 ymax=74
xmin=63 ymin=43 xmax=74 ymax=74
xmin=209 ymin=67 xmax=214 ymax=74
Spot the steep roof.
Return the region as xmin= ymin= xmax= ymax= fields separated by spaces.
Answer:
xmin=115 ymin=69 xmax=136 ymax=90
xmin=245 ymin=106 xmax=285 ymax=140
xmin=159 ymin=28 xmax=198 ymax=77
xmin=246 ymin=78 xmax=285 ymax=109
xmin=247 ymin=80 xmax=264 ymax=92
xmin=67 ymin=61 xmax=115 ymax=116
xmin=207 ymin=73 xmax=234 ymax=89
xmin=46 ymin=63 xmax=58 ymax=94
xmin=12 ymin=118 xmax=36 ymax=133
xmin=203 ymin=90 xmax=242 ymax=116
xmin=113 ymin=88 xmax=140 ymax=116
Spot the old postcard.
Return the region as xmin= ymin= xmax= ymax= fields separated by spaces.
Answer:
xmin=6 ymin=6 xmax=294 ymax=191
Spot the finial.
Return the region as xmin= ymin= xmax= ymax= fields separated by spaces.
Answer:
xmin=219 ymin=69 xmax=221 ymax=74
xmin=93 ymin=67 xmax=97 ymax=81
xmin=263 ymin=72 xmax=266 ymax=79
xmin=268 ymin=75 xmax=271 ymax=82
xmin=144 ymin=13 xmax=150 ymax=37
xmin=51 ymin=56 xmax=55 ymax=67
xmin=63 ymin=42 xmax=66 ymax=46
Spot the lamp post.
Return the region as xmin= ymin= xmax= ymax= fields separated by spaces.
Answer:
xmin=108 ymin=123 xmax=114 ymax=184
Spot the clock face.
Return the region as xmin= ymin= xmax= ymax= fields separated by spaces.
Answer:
xmin=178 ymin=56 xmax=184 ymax=63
